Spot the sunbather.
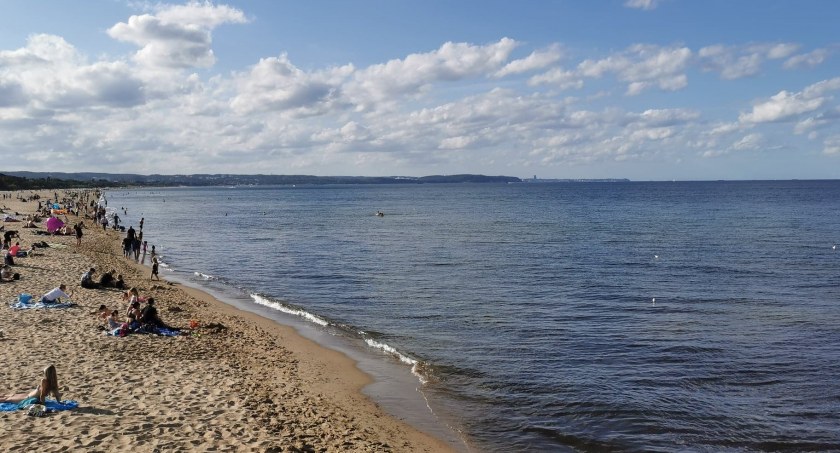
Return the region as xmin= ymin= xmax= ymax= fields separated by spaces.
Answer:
xmin=0 ymin=365 xmax=62 ymax=404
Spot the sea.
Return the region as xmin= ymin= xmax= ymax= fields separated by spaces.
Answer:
xmin=105 ymin=180 xmax=840 ymax=452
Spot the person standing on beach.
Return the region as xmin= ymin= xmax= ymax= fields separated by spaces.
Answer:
xmin=151 ymin=257 xmax=160 ymax=281
xmin=74 ymin=222 xmax=83 ymax=246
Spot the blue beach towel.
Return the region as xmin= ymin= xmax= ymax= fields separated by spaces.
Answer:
xmin=10 ymin=300 xmax=76 ymax=310
xmin=106 ymin=326 xmax=180 ymax=337
xmin=0 ymin=399 xmax=78 ymax=412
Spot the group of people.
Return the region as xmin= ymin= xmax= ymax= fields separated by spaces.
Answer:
xmin=98 ymin=288 xmax=176 ymax=336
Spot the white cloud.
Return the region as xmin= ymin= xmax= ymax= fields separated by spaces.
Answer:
xmin=740 ymin=90 xmax=824 ymax=123
xmin=740 ymin=77 xmax=840 ymax=123
xmin=784 ymin=48 xmax=831 ymax=69
xmin=350 ymin=38 xmax=518 ymax=106
xmin=624 ymin=0 xmax=661 ymax=10
xmin=496 ymin=45 xmax=563 ymax=77
xmin=732 ymin=133 xmax=763 ymax=150
xmin=107 ymin=2 xmax=247 ymax=68
xmin=698 ymin=43 xmax=799 ymax=79
xmin=0 ymin=34 xmax=146 ymax=111
xmin=528 ymin=68 xmax=583 ymax=90
xmin=230 ymin=53 xmax=352 ymax=115
xmin=577 ymin=44 xmax=691 ymax=94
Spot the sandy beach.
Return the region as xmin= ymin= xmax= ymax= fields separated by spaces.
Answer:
xmin=0 ymin=189 xmax=455 ymax=452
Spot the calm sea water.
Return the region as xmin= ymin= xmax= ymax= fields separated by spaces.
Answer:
xmin=108 ymin=181 xmax=840 ymax=452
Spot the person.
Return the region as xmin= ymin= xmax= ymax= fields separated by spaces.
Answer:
xmin=114 ymin=274 xmax=126 ymax=289
xmin=80 ymin=267 xmax=97 ymax=289
xmin=122 ymin=236 xmax=131 ymax=258
xmin=9 ymin=242 xmax=21 ymax=257
xmin=74 ymin=222 xmax=83 ymax=246
xmin=41 ymin=284 xmax=72 ymax=304
xmin=106 ymin=310 xmax=122 ymax=330
xmin=3 ymin=230 xmax=19 ymax=248
xmin=150 ymin=257 xmax=159 ymax=281
xmin=126 ymin=300 xmax=142 ymax=323
xmin=98 ymin=270 xmax=115 ymax=287
xmin=0 ymin=265 xmax=14 ymax=281
xmin=3 ymin=250 xmax=14 ymax=266
xmin=97 ymin=305 xmax=112 ymax=326
xmin=100 ymin=216 xmax=108 ymax=231
xmin=140 ymin=298 xmax=176 ymax=330
xmin=0 ymin=365 xmax=62 ymax=404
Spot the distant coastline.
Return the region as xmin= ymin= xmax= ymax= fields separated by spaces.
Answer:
xmin=2 ymin=171 xmax=520 ymax=188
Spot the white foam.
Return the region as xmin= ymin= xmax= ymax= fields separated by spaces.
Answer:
xmin=194 ymin=272 xmax=216 ymax=280
xmin=249 ymin=293 xmax=329 ymax=327
xmin=364 ymin=338 xmax=428 ymax=385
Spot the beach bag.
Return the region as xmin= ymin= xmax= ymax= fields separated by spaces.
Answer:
xmin=26 ymin=404 xmax=46 ymax=417
xmin=118 ymin=323 xmax=130 ymax=337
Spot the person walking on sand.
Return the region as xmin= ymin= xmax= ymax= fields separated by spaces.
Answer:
xmin=151 ymin=257 xmax=160 ymax=281
xmin=0 ymin=365 xmax=63 ymax=404
xmin=74 ymin=222 xmax=83 ymax=246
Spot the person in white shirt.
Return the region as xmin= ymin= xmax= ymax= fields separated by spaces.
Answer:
xmin=41 ymin=284 xmax=72 ymax=304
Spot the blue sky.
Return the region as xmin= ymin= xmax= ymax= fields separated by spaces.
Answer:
xmin=0 ymin=0 xmax=838 ymax=180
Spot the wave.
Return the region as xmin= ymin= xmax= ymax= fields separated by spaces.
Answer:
xmin=249 ymin=293 xmax=329 ymax=327
xmin=247 ymin=293 xmax=430 ymax=385
xmin=193 ymin=272 xmax=216 ymax=280
xmin=364 ymin=338 xmax=427 ymax=384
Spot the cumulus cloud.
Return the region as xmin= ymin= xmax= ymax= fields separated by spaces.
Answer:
xmin=350 ymin=38 xmax=518 ymax=104
xmin=0 ymin=34 xmax=145 ymax=112
xmin=495 ymin=44 xmax=563 ymax=77
xmin=230 ymin=53 xmax=352 ymax=115
xmin=577 ymin=44 xmax=691 ymax=95
xmin=698 ymin=43 xmax=799 ymax=79
xmin=528 ymin=68 xmax=583 ymax=90
xmin=1 ymin=3 xmax=836 ymax=177
xmin=740 ymin=77 xmax=840 ymax=123
xmin=108 ymin=1 xmax=247 ymax=68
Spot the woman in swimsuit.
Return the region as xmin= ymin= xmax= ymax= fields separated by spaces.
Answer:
xmin=0 ymin=365 xmax=62 ymax=404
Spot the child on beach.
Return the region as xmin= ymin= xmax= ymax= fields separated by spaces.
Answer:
xmin=151 ymin=257 xmax=160 ymax=281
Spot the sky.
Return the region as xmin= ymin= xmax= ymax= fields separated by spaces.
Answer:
xmin=0 ymin=0 xmax=838 ymax=180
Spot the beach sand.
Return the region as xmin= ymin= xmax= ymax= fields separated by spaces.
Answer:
xmin=0 ymin=190 xmax=455 ymax=452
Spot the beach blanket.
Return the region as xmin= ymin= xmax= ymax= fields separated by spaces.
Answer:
xmin=0 ymin=399 xmax=78 ymax=412
xmin=10 ymin=300 xmax=76 ymax=309
xmin=107 ymin=326 xmax=181 ymax=337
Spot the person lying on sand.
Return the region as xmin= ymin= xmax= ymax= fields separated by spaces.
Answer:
xmin=0 ymin=365 xmax=63 ymax=404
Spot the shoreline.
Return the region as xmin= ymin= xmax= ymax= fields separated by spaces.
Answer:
xmin=0 ymin=189 xmax=458 ymax=452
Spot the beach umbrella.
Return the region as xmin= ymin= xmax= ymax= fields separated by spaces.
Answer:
xmin=46 ymin=217 xmax=64 ymax=233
